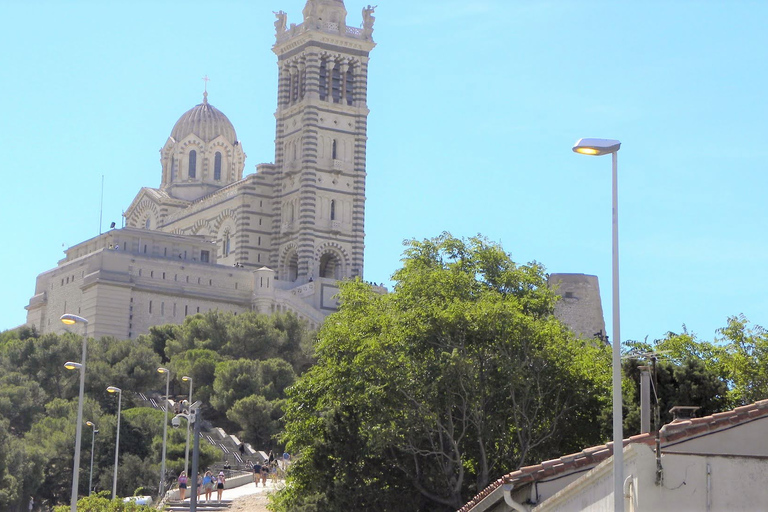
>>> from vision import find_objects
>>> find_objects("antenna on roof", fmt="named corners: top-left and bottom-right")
top-left (99, 174), bottom-right (104, 235)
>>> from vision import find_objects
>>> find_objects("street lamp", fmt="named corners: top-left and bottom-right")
top-left (181, 375), bottom-right (193, 476)
top-left (60, 313), bottom-right (88, 512)
top-left (572, 137), bottom-right (623, 512)
top-left (85, 421), bottom-right (99, 496)
top-left (157, 367), bottom-right (171, 497)
top-left (173, 401), bottom-right (201, 512)
top-left (107, 386), bottom-right (122, 500)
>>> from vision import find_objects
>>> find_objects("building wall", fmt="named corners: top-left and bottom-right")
top-left (540, 425), bottom-right (768, 512)
top-left (549, 273), bottom-right (606, 341)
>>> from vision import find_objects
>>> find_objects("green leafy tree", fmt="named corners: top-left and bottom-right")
top-left (227, 395), bottom-right (285, 448)
top-left (276, 234), bottom-right (611, 511)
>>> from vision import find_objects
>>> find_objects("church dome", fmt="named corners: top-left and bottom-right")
top-left (170, 93), bottom-right (237, 145)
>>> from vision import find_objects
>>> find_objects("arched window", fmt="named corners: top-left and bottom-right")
top-left (188, 150), bottom-right (197, 179)
top-left (287, 251), bottom-right (299, 282)
top-left (223, 231), bottom-right (231, 257)
top-left (319, 60), bottom-right (328, 101)
top-left (319, 252), bottom-right (341, 279)
top-left (332, 139), bottom-right (337, 160)
top-left (330, 199), bottom-right (336, 221)
top-left (144, 217), bottom-right (151, 229)
top-left (345, 67), bottom-right (354, 105)
top-left (214, 152), bottom-right (222, 180)
top-left (331, 66), bottom-right (342, 103)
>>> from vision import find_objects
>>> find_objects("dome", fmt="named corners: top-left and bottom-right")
top-left (170, 93), bottom-right (237, 145)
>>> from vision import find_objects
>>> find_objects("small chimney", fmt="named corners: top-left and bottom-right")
top-left (639, 366), bottom-right (651, 434)
top-left (669, 406), bottom-right (700, 422)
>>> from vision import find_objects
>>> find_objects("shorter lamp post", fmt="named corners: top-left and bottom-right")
top-left (61, 313), bottom-right (88, 512)
top-left (181, 375), bottom-right (193, 475)
top-left (106, 386), bottom-right (122, 500)
top-left (157, 367), bottom-right (171, 497)
top-left (85, 421), bottom-right (98, 495)
top-left (173, 401), bottom-right (201, 512)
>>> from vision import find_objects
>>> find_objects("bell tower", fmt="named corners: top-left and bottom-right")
top-left (270, 1), bottom-right (376, 284)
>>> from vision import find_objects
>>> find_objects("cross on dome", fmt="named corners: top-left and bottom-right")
top-left (202, 75), bottom-right (210, 104)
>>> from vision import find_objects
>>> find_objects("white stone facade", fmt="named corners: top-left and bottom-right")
top-left (26, 0), bottom-right (378, 339)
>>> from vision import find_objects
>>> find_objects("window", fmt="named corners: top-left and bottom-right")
top-left (332, 139), bottom-right (337, 160)
top-left (188, 150), bottom-right (197, 178)
top-left (201, 250), bottom-right (210, 263)
top-left (346, 67), bottom-right (354, 105)
top-left (319, 60), bottom-right (328, 100)
top-left (223, 232), bottom-right (231, 257)
top-left (214, 152), bottom-right (222, 180)
top-left (149, 301), bottom-right (152, 314)
top-left (330, 200), bottom-right (336, 221)
top-left (145, 218), bottom-right (151, 229)
top-left (331, 66), bottom-right (341, 103)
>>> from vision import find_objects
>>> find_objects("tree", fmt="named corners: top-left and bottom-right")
top-left (275, 234), bottom-right (611, 511)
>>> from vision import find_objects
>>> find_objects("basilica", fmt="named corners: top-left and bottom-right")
top-left (26, 0), bottom-right (382, 339)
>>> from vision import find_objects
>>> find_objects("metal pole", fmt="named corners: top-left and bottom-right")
top-left (160, 371), bottom-right (170, 497)
top-left (611, 150), bottom-right (624, 512)
top-left (190, 409), bottom-right (201, 512)
top-left (70, 329), bottom-right (87, 511)
top-left (112, 391), bottom-right (122, 500)
top-left (88, 425), bottom-right (97, 495)
top-left (184, 379), bottom-right (193, 476)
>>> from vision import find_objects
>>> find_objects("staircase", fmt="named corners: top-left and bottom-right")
top-left (166, 500), bottom-right (232, 511)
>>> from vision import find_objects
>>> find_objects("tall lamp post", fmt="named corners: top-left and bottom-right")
top-left (107, 386), bottom-right (122, 500)
top-left (573, 138), bottom-right (623, 512)
top-left (85, 421), bottom-right (99, 496)
top-left (181, 375), bottom-right (193, 476)
top-left (61, 313), bottom-right (88, 512)
top-left (157, 367), bottom-right (171, 497)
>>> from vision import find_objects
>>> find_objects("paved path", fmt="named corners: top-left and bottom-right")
top-left (178, 478), bottom-right (283, 504)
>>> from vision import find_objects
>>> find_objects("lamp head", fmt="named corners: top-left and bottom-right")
top-left (157, 367), bottom-right (169, 375)
top-left (182, 375), bottom-right (192, 383)
top-left (107, 386), bottom-right (121, 394)
top-left (64, 361), bottom-right (82, 370)
top-left (60, 313), bottom-right (89, 326)
top-left (572, 138), bottom-right (621, 156)
top-left (86, 421), bottom-right (96, 428)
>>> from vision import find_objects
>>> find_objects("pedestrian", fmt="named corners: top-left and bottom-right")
top-left (216, 471), bottom-right (226, 503)
top-left (28, 497), bottom-right (34, 511)
top-left (253, 461), bottom-right (262, 487)
top-left (196, 473), bottom-right (203, 500)
top-left (260, 462), bottom-right (269, 486)
top-left (203, 470), bottom-right (214, 502)
top-left (282, 451), bottom-right (290, 471)
top-left (178, 471), bottom-right (188, 501)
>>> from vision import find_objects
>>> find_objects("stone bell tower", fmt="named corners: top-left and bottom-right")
top-left (270, 0), bottom-right (376, 284)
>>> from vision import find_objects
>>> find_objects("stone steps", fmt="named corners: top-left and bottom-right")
top-left (166, 499), bottom-right (232, 511)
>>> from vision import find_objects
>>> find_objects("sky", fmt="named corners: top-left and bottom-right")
top-left (2, 0), bottom-right (767, 345)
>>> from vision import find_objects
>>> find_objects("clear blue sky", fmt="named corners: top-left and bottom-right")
top-left (2, 1), bottom-right (767, 345)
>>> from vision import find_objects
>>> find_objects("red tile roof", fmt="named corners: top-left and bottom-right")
top-left (458, 399), bottom-right (768, 512)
